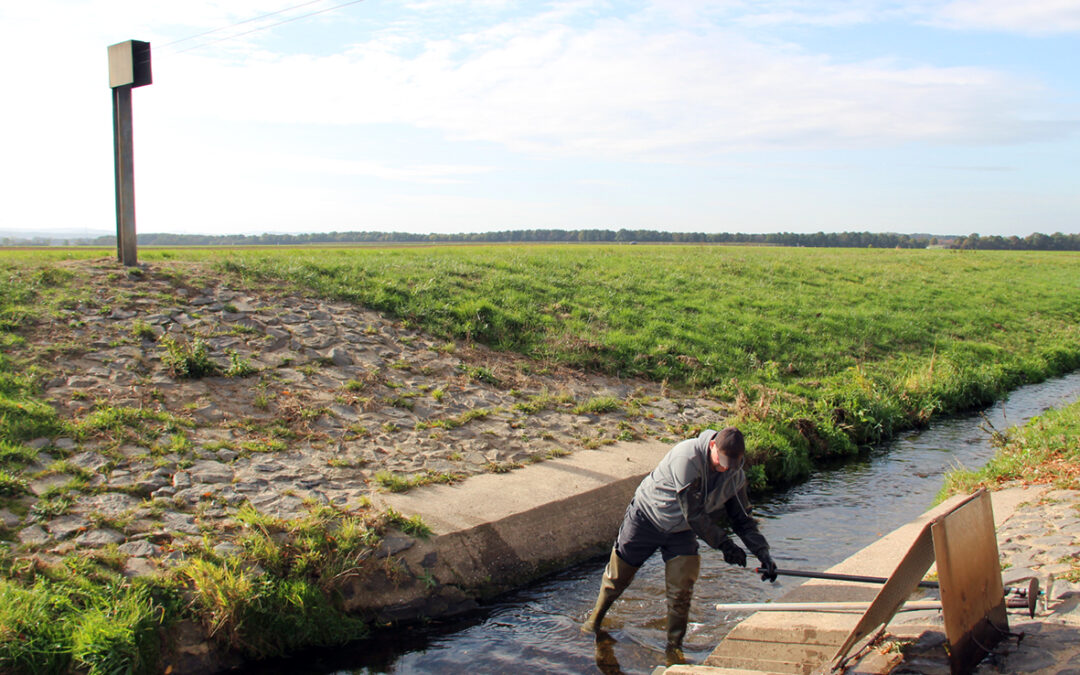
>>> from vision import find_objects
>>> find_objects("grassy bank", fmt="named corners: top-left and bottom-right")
top-left (938, 398), bottom-right (1080, 584)
top-left (165, 245), bottom-right (1080, 487)
top-left (940, 399), bottom-right (1080, 496)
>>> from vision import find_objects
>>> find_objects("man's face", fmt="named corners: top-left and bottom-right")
top-left (709, 439), bottom-right (730, 472)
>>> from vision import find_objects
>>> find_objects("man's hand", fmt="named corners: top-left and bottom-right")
top-left (719, 539), bottom-right (746, 567)
top-left (757, 551), bottom-right (778, 582)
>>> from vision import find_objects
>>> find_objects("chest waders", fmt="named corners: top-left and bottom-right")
top-left (664, 553), bottom-right (700, 661)
top-left (581, 547), bottom-right (639, 633)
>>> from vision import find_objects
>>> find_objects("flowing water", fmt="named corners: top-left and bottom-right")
top-left (252, 372), bottom-right (1080, 675)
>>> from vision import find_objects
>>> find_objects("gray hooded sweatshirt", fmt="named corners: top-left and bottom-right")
top-left (632, 429), bottom-right (769, 556)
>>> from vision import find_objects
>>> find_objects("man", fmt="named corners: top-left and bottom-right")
top-left (582, 427), bottom-right (778, 658)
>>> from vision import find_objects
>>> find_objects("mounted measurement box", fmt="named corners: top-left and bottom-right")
top-left (108, 40), bottom-right (152, 89)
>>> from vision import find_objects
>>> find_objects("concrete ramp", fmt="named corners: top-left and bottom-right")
top-left (343, 441), bottom-right (670, 622)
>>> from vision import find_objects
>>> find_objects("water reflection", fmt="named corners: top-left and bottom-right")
top-left (248, 372), bottom-right (1080, 675)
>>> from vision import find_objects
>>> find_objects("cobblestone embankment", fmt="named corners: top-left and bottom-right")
top-left (5, 259), bottom-right (723, 584)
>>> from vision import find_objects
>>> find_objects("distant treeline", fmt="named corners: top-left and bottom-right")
top-left (6, 229), bottom-right (1080, 250)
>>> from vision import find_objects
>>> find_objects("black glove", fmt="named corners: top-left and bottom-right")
top-left (757, 551), bottom-right (778, 583)
top-left (719, 539), bottom-right (746, 567)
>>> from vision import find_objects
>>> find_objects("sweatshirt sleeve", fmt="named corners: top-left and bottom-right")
top-left (723, 483), bottom-right (770, 558)
top-left (676, 477), bottom-right (732, 550)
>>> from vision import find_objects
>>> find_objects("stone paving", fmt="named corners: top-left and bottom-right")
top-left (3, 259), bottom-right (728, 578)
top-left (893, 488), bottom-right (1080, 675)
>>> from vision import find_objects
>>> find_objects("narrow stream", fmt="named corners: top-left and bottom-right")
top-left (255, 372), bottom-right (1080, 675)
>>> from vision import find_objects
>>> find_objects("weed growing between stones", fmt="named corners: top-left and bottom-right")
top-left (0, 470), bottom-right (26, 496)
top-left (382, 393), bottom-right (416, 410)
top-left (224, 350), bottom-right (257, 378)
top-left (373, 470), bottom-right (464, 493)
top-left (159, 336), bottom-right (219, 379)
top-left (573, 396), bottom-right (621, 415)
top-left (415, 407), bottom-right (495, 431)
top-left (74, 404), bottom-right (192, 449)
top-left (484, 461), bottom-right (522, 474)
top-left (383, 507), bottom-right (431, 538)
top-left (129, 320), bottom-right (156, 341)
top-left (30, 494), bottom-right (74, 519)
top-left (458, 364), bottom-right (500, 385)
top-left (1061, 555), bottom-right (1080, 583)
top-left (511, 388), bottom-right (574, 414)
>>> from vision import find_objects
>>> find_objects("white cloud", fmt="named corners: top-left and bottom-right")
top-left (138, 6), bottom-right (1067, 162)
top-left (648, 0), bottom-right (1080, 34)
top-left (933, 0), bottom-right (1080, 34)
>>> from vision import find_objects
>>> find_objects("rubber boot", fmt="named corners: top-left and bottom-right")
top-left (664, 554), bottom-right (700, 662)
top-left (582, 547), bottom-right (639, 633)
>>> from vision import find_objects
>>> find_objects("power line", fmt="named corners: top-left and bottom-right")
top-left (160, 0), bottom-right (329, 49)
top-left (167, 0), bottom-right (367, 55)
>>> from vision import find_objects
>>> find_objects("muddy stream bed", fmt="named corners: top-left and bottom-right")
top-left (244, 372), bottom-right (1080, 674)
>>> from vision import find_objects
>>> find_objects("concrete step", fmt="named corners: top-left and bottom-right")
top-left (708, 636), bottom-right (834, 666)
top-left (721, 622), bottom-right (850, 647)
top-left (703, 654), bottom-right (815, 675)
top-left (659, 665), bottom-right (794, 675)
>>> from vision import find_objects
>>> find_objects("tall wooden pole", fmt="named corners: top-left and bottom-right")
top-left (113, 85), bottom-right (136, 266)
top-left (108, 40), bottom-right (151, 267)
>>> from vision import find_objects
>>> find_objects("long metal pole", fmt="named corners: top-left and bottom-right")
top-left (760, 567), bottom-right (1040, 597)
top-left (113, 85), bottom-right (137, 266)
top-left (767, 567), bottom-right (939, 588)
top-left (715, 600), bottom-right (943, 613)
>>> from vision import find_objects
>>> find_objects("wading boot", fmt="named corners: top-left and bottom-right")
top-left (664, 554), bottom-right (700, 663)
top-left (582, 547), bottom-right (639, 633)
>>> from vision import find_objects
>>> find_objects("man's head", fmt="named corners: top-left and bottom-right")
top-left (708, 426), bottom-right (745, 472)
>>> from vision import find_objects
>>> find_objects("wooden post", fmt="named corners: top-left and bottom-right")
top-left (108, 40), bottom-right (152, 267)
top-left (113, 85), bottom-right (136, 266)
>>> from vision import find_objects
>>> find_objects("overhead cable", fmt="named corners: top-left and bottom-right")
top-left (165, 0), bottom-right (367, 55)
top-left (159, 0), bottom-right (329, 49)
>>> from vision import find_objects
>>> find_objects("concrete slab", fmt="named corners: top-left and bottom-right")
top-left (376, 440), bottom-right (669, 536)
top-left (344, 441), bottom-right (670, 622)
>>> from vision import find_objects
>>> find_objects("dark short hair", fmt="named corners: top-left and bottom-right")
top-left (716, 427), bottom-right (745, 458)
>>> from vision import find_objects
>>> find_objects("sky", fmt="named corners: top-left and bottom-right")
top-left (2, 0), bottom-right (1079, 238)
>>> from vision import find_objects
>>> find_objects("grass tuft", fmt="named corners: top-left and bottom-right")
top-left (159, 335), bottom-right (219, 379)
